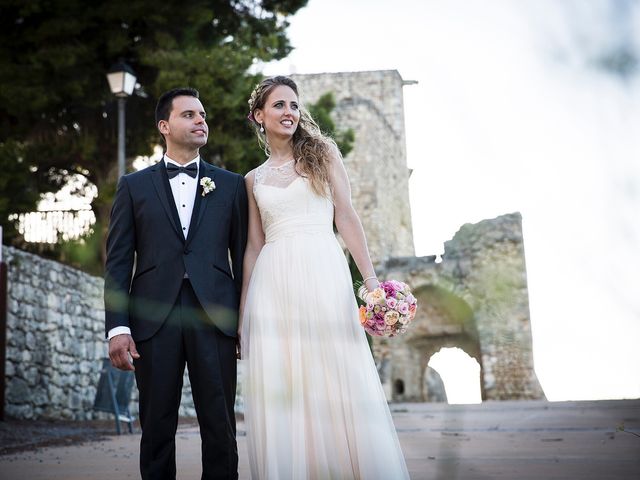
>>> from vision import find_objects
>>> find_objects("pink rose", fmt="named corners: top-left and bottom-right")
top-left (386, 297), bottom-right (398, 309)
top-left (382, 282), bottom-right (395, 297)
top-left (397, 301), bottom-right (409, 315)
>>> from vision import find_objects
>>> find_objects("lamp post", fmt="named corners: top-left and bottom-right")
top-left (106, 61), bottom-right (137, 178)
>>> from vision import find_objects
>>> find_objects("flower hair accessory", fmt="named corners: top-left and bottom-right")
top-left (200, 177), bottom-right (216, 196)
top-left (247, 82), bottom-right (263, 124)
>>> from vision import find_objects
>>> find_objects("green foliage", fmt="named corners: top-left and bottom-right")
top-left (0, 0), bottom-right (307, 248)
top-left (54, 221), bottom-right (105, 276)
top-left (0, 1), bottom-right (362, 276)
top-left (0, 140), bottom-right (63, 241)
top-left (308, 93), bottom-right (355, 157)
top-left (348, 254), bottom-right (373, 350)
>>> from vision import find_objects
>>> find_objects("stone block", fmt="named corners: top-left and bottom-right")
top-left (7, 377), bottom-right (30, 403)
top-left (24, 366), bottom-right (39, 386)
top-left (6, 403), bottom-right (34, 419)
top-left (46, 309), bottom-right (62, 325)
top-left (32, 389), bottom-right (50, 407)
top-left (69, 392), bottom-right (82, 410)
top-left (21, 349), bottom-right (32, 363)
top-left (8, 298), bottom-right (19, 314)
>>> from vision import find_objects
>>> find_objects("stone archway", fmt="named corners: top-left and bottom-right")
top-left (427, 347), bottom-right (483, 403)
top-left (373, 284), bottom-right (485, 402)
top-left (376, 213), bottom-right (546, 401)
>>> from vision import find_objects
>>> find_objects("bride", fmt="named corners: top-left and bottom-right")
top-left (239, 76), bottom-right (410, 479)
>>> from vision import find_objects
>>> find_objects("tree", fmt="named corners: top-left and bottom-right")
top-left (0, 0), bottom-right (307, 252)
top-left (308, 92), bottom-right (355, 157)
top-left (0, 140), bottom-right (65, 242)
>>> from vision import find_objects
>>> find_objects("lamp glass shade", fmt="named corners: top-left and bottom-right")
top-left (107, 69), bottom-right (137, 97)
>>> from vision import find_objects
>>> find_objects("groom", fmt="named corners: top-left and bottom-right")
top-left (104, 87), bottom-right (248, 479)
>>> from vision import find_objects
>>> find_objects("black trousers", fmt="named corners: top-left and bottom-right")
top-left (134, 279), bottom-right (238, 480)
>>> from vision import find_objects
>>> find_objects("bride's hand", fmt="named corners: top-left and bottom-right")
top-left (364, 277), bottom-right (379, 293)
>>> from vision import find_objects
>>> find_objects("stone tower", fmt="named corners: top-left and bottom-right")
top-left (291, 70), bottom-right (415, 263)
top-left (290, 70), bottom-right (545, 401)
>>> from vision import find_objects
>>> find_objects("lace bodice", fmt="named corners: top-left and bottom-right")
top-left (253, 159), bottom-right (300, 190)
top-left (253, 160), bottom-right (334, 242)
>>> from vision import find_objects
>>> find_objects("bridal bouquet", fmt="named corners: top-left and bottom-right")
top-left (358, 280), bottom-right (417, 337)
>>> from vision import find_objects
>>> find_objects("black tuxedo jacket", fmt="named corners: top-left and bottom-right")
top-left (104, 158), bottom-right (248, 341)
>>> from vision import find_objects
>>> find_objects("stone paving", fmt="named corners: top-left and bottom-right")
top-left (0, 399), bottom-right (638, 479)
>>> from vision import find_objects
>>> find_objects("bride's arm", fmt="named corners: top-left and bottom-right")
top-left (329, 147), bottom-right (379, 293)
top-left (239, 170), bottom-right (266, 335)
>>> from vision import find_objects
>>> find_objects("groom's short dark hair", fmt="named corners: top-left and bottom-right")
top-left (155, 87), bottom-right (200, 126)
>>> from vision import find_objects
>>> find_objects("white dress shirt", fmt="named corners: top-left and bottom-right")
top-left (107, 155), bottom-right (200, 341)
top-left (165, 154), bottom-right (200, 239)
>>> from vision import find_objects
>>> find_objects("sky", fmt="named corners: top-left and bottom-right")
top-left (261, 0), bottom-right (640, 402)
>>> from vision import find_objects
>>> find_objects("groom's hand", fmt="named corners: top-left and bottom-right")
top-left (109, 334), bottom-right (140, 371)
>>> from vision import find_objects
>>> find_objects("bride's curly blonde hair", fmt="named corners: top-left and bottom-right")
top-left (247, 76), bottom-right (337, 197)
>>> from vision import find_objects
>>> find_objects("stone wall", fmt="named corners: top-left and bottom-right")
top-left (2, 246), bottom-right (200, 420)
top-left (291, 70), bottom-right (415, 263)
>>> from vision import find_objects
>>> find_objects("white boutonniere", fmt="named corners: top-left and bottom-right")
top-left (200, 177), bottom-right (216, 196)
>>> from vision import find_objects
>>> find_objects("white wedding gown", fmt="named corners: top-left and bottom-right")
top-left (241, 160), bottom-right (409, 480)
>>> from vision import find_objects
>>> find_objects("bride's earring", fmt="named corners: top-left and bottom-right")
top-left (259, 123), bottom-right (264, 133)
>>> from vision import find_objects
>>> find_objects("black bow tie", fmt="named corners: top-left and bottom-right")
top-left (166, 162), bottom-right (198, 179)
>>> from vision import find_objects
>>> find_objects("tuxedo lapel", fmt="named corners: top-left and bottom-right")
top-left (185, 160), bottom-right (214, 246)
top-left (151, 160), bottom-right (184, 241)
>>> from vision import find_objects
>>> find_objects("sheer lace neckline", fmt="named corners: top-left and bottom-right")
top-left (265, 159), bottom-right (295, 169)
top-left (254, 158), bottom-right (301, 191)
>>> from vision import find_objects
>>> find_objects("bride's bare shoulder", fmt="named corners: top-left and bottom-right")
top-left (243, 168), bottom-right (256, 192)
top-left (245, 162), bottom-right (268, 191)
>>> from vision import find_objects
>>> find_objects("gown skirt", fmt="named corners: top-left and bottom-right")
top-left (241, 208), bottom-right (409, 478)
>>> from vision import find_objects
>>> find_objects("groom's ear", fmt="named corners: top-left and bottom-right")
top-left (158, 120), bottom-right (169, 137)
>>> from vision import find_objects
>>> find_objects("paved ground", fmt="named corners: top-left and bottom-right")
top-left (1, 399), bottom-right (639, 479)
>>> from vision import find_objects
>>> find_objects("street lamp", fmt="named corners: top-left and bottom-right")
top-left (106, 61), bottom-right (137, 178)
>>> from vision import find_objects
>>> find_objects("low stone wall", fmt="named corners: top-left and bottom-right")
top-left (2, 246), bottom-right (200, 420)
